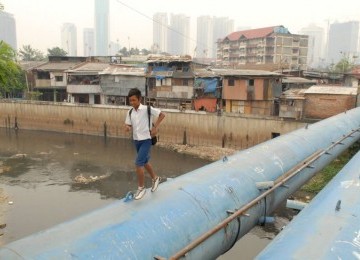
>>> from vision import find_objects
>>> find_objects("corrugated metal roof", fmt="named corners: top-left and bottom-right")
top-left (281, 89), bottom-right (306, 99)
top-left (282, 77), bottom-right (317, 84)
top-left (19, 61), bottom-right (47, 71)
top-left (19, 61), bottom-right (46, 70)
top-left (304, 86), bottom-right (358, 95)
top-left (212, 69), bottom-right (281, 77)
top-left (100, 65), bottom-right (145, 76)
top-left (194, 69), bottom-right (220, 78)
top-left (36, 62), bottom-right (83, 71)
top-left (66, 62), bottom-right (110, 73)
top-left (146, 55), bottom-right (192, 63)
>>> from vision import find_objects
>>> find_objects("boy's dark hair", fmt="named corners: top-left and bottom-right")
top-left (128, 88), bottom-right (141, 99)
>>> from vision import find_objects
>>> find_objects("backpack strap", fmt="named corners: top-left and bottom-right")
top-left (147, 105), bottom-right (151, 130)
top-left (129, 108), bottom-right (133, 119)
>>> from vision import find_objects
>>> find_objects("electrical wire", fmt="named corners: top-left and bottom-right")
top-left (115, 0), bottom-right (216, 55)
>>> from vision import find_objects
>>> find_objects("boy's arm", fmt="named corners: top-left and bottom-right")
top-left (150, 112), bottom-right (165, 136)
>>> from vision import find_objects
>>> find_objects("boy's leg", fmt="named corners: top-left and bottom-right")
top-left (145, 162), bottom-right (161, 192)
top-left (136, 166), bottom-right (145, 187)
top-left (144, 163), bottom-right (156, 179)
top-left (135, 140), bottom-right (152, 187)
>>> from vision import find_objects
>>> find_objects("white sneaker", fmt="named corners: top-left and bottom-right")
top-left (134, 187), bottom-right (146, 200)
top-left (151, 177), bottom-right (161, 192)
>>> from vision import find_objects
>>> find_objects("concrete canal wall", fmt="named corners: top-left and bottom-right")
top-left (0, 100), bottom-right (305, 149)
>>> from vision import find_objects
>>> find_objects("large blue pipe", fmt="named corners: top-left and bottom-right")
top-left (256, 150), bottom-right (360, 259)
top-left (1, 108), bottom-right (360, 259)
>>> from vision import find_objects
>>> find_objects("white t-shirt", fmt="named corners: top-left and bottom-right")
top-left (125, 104), bottom-right (161, 141)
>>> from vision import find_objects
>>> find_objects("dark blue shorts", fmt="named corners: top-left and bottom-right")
top-left (134, 139), bottom-right (151, 166)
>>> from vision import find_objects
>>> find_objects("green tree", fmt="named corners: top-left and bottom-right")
top-left (119, 47), bottom-right (129, 57)
top-left (334, 56), bottom-right (354, 73)
top-left (47, 47), bottom-right (67, 57)
top-left (129, 47), bottom-right (139, 55)
top-left (0, 41), bottom-right (25, 98)
top-left (141, 48), bottom-right (150, 55)
top-left (18, 45), bottom-right (45, 61)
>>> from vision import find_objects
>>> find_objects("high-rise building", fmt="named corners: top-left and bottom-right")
top-left (94, 0), bottom-right (109, 56)
top-left (83, 28), bottom-right (95, 56)
top-left (327, 21), bottom-right (359, 64)
top-left (196, 16), bottom-right (213, 58)
top-left (109, 41), bottom-right (120, 56)
top-left (153, 13), bottom-right (168, 54)
top-left (168, 14), bottom-right (190, 56)
top-left (61, 23), bottom-right (77, 56)
top-left (196, 16), bottom-right (234, 59)
top-left (0, 11), bottom-right (17, 50)
top-left (213, 17), bottom-right (234, 58)
top-left (300, 24), bottom-right (325, 68)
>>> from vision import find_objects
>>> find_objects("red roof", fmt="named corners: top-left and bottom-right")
top-left (225, 26), bottom-right (281, 41)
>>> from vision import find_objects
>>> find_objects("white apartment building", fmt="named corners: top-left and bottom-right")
top-left (61, 23), bottom-right (77, 56)
top-left (153, 13), bottom-right (168, 54)
top-left (168, 14), bottom-right (190, 56)
top-left (94, 0), bottom-right (109, 56)
top-left (196, 16), bottom-right (213, 59)
top-left (0, 11), bottom-right (17, 50)
top-left (300, 24), bottom-right (325, 68)
top-left (83, 28), bottom-right (95, 57)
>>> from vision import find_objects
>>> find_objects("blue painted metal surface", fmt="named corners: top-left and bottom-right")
top-left (1, 108), bottom-right (360, 259)
top-left (256, 150), bottom-right (360, 260)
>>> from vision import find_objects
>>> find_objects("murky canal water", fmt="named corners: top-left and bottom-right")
top-left (0, 128), bottom-right (292, 259)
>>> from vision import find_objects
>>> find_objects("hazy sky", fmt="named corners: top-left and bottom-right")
top-left (3, 0), bottom-right (360, 55)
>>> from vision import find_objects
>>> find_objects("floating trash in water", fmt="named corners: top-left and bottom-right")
top-left (74, 174), bottom-right (109, 184)
top-left (8, 201), bottom-right (13, 205)
top-left (10, 154), bottom-right (27, 159)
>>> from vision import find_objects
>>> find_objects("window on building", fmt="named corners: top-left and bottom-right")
top-left (183, 79), bottom-right (189, 86)
top-left (248, 79), bottom-right (255, 86)
top-left (228, 77), bottom-right (235, 86)
top-left (37, 71), bottom-right (50, 79)
top-left (55, 76), bottom-right (63, 82)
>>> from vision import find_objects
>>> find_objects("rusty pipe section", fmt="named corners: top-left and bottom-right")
top-left (1, 108), bottom-right (360, 259)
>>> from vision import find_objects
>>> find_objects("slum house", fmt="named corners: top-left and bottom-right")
top-left (217, 69), bottom-right (282, 116)
top-left (344, 66), bottom-right (360, 87)
top-left (19, 60), bottom-right (47, 99)
top-left (304, 85), bottom-right (358, 119)
top-left (99, 65), bottom-right (146, 106)
top-left (302, 70), bottom-right (343, 85)
top-left (279, 88), bottom-right (306, 119)
top-left (145, 55), bottom-right (194, 110)
top-left (31, 56), bottom-right (86, 102)
top-left (193, 69), bottom-right (222, 112)
top-left (66, 62), bottom-right (110, 104)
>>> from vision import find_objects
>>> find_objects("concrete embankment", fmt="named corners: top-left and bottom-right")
top-left (0, 100), bottom-right (305, 149)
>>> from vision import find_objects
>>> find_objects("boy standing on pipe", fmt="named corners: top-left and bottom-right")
top-left (124, 88), bottom-right (165, 200)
